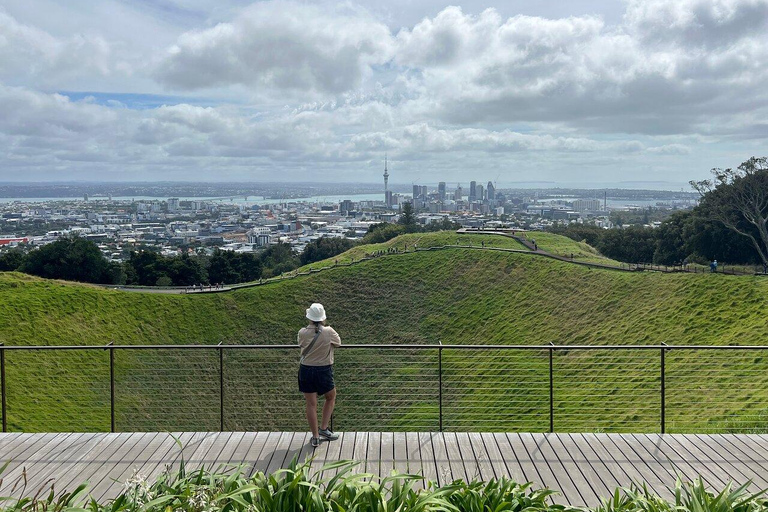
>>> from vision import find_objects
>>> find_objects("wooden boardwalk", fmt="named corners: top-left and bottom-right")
top-left (1, 432), bottom-right (767, 506)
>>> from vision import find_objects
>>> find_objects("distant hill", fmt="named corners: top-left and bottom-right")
top-left (1, 231), bottom-right (766, 433)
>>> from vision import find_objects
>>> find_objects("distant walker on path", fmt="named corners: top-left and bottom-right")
top-left (298, 303), bottom-right (341, 447)
top-left (710, 259), bottom-right (718, 273)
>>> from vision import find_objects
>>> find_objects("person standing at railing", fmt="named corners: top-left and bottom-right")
top-left (298, 303), bottom-right (341, 448)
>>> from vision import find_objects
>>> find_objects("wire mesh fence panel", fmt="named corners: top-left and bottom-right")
top-left (666, 349), bottom-right (768, 433)
top-left (333, 348), bottom-right (439, 431)
top-left (4, 349), bottom-right (110, 432)
top-left (553, 349), bottom-right (660, 433)
top-left (115, 349), bottom-right (220, 431)
top-left (224, 348), bottom-right (304, 431)
top-left (442, 348), bottom-right (549, 432)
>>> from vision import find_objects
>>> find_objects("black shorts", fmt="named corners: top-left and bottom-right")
top-left (298, 364), bottom-right (335, 395)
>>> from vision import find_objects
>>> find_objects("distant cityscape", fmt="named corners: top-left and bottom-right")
top-left (0, 167), bottom-right (698, 262)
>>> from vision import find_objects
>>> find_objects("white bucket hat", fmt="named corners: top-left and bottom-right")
top-left (306, 303), bottom-right (327, 322)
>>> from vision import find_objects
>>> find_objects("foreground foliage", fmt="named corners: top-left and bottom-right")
top-left (1, 457), bottom-right (766, 512)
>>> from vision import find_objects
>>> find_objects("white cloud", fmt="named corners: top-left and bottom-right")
top-left (0, 11), bottom-right (114, 88)
top-left (155, 1), bottom-right (393, 96)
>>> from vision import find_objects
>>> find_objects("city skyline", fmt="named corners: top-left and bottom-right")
top-left (2, 0), bottom-right (768, 183)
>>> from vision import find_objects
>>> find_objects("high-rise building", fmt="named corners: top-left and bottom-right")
top-left (454, 185), bottom-right (463, 201)
top-left (421, 185), bottom-right (428, 197)
top-left (487, 182), bottom-right (495, 201)
top-left (413, 185), bottom-right (421, 198)
top-left (476, 184), bottom-right (484, 202)
top-left (469, 181), bottom-right (477, 202)
top-left (385, 190), bottom-right (393, 207)
top-left (438, 182), bottom-right (446, 201)
top-left (167, 198), bottom-right (179, 212)
top-left (340, 199), bottom-right (354, 213)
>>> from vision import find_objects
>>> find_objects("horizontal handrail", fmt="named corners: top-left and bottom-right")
top-left (0, 343), bottom-right (767, 350)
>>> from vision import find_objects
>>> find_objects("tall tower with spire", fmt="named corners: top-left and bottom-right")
top-left (383, 154), bottom-right (390, 206)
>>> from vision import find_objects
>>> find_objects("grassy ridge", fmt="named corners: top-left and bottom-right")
top-left (1, 232), bottom-right (768, 432)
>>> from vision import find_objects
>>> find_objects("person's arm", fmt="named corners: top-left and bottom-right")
top-left (328, 327), bottom-right (342, 347)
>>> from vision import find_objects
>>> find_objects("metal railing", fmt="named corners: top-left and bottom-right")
top-left (1, 343), bottom-right (767, 434)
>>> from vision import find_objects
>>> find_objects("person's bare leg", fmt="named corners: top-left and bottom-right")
top-left (304, 392), bottom-right (318, 438)
top-left (321, 388), bottom-right (336, 430)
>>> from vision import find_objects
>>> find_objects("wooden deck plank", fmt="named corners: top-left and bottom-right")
top-left (5, 433), bottom-right (100, 495)
top-left (529, 433), bottom-right (596, 506)
top-left (707, 435), bottom-right (768, 474)
top-left (416, 432), bottom-right (438, 486)
top-left (0, 433), bottom-right (24, 458)
top-left (252, 432), bottom-right (283, 474)
top-left (329, 431), bottom-right (354, 477)
top-left (132, 432), bottom-right (196, 484)
top-left (33, 433), bottom-right (114, 496)
top-left (380, 432), bottom-right (394, 477)
top-left (285, 431), bottom-right (310, 469)
top-left (0, 433), bottom-right (66, 486)
top-left (694, 435), bottom-right (768, 488)
top-left (655, 435), bottom-right (730, 488)
top-left (517, 433), bottom-right (570, 505)
top-left (242, 432), bottom-right (271, 474)
top-left (88, 433), bottom-right (164, 500)
top-left (494, 433), bottom-right (531, 484)
top-left (404, 432), bottom-right (424, 486)
top-left (429, 432), bottom-right (451, 485)
top-left (41, 433), bottom-right (124, 495)
top-left (728, 435), bottom-right (768, 471)
top-left (479, 433), bottom-right (509, 480)
top-left (598, 434), bottom-right (674, 496)
top-left (0, 432), bottom-right (78, 494)
top-left (442, 432), bottom-right (468, 483)
top-left (599, 434), bottom-right (672, 499)
top-left (631, 434), bottom-right (717, 487)
top-left (91, 433), bottom-right (172, 501)
top-left (213, 432), bottom-right (246, 471)
top-left (366, 432), bottom-right (381, 475)
top-left (228, 432), bottom-right (261, 467)
top-left (467, 433), bottom-right (495, 481)
top-left (265, 432), bottom-right (295, 475)
top-left (549, 433), bottom-right (610, 504)
top-left (453, 432), bottom-right (479, 482)
top-left (394, 432), bottom-right (408, 476)
top-left (569, 434), bottom-right (628, 495)
top-left (352, 432), bottom-right (369, 473)
top-left (62, 433), bottom-right (147, 498)
top-left (688, 434), bottom-right (768, 489)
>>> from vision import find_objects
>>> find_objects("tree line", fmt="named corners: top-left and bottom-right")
top-left (552, 157), bottom-right (768, 267)
top-left (0, 211), bottom-right (458, 286)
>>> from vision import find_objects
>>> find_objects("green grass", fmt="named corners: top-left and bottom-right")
top-left (2, 231), bottom-right (768, 432)
top-left (519, 231), bottom-right (621, 265)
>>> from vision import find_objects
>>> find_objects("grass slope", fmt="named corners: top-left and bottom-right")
top-left (2, 232), bottom-right (767, 433)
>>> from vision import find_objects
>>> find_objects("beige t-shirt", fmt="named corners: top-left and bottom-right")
top-left (298, 324), bottom-right (341, 366)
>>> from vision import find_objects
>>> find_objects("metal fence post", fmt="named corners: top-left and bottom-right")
top-left (1, 343), bottom-right (6, 433)
top-left (660, 343), bottom-right (667, 434)
top-left (107, 342), bottom-right (115, 432)
top-left (549, 343), bottom-right (554, 433)
top-left (438, 341), bottom-right (443, 432)
top-left (218, 343), bottom-right (225, 432)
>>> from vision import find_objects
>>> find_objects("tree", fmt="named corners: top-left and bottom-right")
top-left (0, 250), bottom-right (25, 271)
top-left (691, 157), bottom-right (768, 265)
top-left (300, 237), bottom-right (355, 265)
top-left (20, 236), bottom-right (115, 283)
top-left (399, 203), bottom-right (416, 228)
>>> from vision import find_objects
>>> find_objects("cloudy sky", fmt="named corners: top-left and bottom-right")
top-left (1, 0), bottom-right (767, 186)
